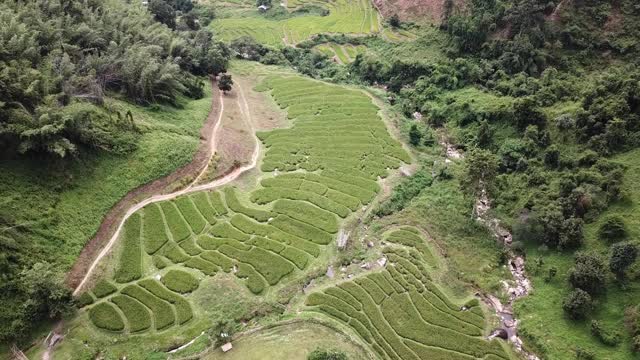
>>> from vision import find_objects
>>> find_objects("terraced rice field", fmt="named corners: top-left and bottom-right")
top-left (306, 226), bottom-right (510, 360)
top-left (314, 43), bottom-right (367, 63)
top-left (212, 0), bottom-right (380, 46)
top-left (80, 74), bottom-right (410, 334)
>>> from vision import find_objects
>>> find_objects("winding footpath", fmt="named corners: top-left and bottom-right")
top-left (440, 139), bottom-right (540, 360)
top-left (73, 81), bottom-right (259, 296)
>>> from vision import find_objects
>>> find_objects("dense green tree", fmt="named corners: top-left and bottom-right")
top-left (609, 242), bottom-right (638, 280)
top-left (149, 0), bottom-right (176, 28)
top-left (563, 288), bottom-right (592, 320)
top-left (476, 120), bottom-right (493, 148)
top-left (389, 14), bottom-right (401, 28)
top-left (409, 124), bottom-right (422, 146)
top-left (218, 74), bottom-right (234, 93)
top-left (461, 149), bottom-right (499, 201)
top-left (568, 253), bottom-right (607, 295)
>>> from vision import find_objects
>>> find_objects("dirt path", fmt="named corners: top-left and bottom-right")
top-left (72, 80), bottom-right (259, 296)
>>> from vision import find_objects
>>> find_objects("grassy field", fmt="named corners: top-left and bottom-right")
top-left (212, 0), bottom-right (380, 46)
top-left (0, 83), bottom-right (213, 273)
top-left (203, 321), bottom-right (370, 360)
top-left (513, 148), bottom-right (640, 359)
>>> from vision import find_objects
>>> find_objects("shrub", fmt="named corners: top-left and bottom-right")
top-left (562, 289), bottom-right (592, 320)
top-left (121, 285), bottom-right (175, 330)
top-left (114, 213), bottom-right (143, 283)
top-left (598, 216), bottom-right (627, 242)
top-left (307, 348), bottom-right (348, 360)
top-left (92, 280), bottom-right (118, 298)
top-left (160, 202), bottom-right (191, 241)
top-left (161, 270), bottom-right (199, 294)
top-left (575, 347), bottom-right (595, 360)
top-left (143, 203), bottom-right (170, 254)
top-left (568, 253), bottom-right (607, 295)
top-left (633, 335), bottom-right (640, 353)
top-left (111, 295), bottom-right (152, 332)
top-left (609, 242), bottom-right (638, 280)
top-left (591, 320), bottom-right (621, 346)
top-left (89, 303), bottom-right (125, 331)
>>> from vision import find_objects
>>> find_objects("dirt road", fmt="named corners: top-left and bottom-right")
top-left (72, 80), bottom-right (259, 296)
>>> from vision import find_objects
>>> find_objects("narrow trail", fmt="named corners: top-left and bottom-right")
top-left (439, 138), bottom-right (539, 360)
top-left (73, 81), bottom-right (260, 296)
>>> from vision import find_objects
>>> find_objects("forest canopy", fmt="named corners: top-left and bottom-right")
top-left (0, 0), bottom-right (229, 158)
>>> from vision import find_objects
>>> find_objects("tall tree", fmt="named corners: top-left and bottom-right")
top-left (218, 74), bottom-right (233, 94)
top-left (460, 148), bottom-right (499, 201)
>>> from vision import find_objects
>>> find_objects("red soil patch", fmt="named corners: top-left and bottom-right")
top-left (373, 0), bottom-right (463, 24)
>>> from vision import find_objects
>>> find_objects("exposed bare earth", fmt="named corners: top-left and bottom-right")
top-left (373, 0), bottom-right (463, 24)
top-left (66, 80), bottom-right (222, 290)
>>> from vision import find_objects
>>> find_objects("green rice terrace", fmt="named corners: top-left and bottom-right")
top-left (62, 71), bottom-right (514, 359)
top-left (212, 0), bottom-right (380, 46)
top-left (314, 43), bottom-right (367, 64)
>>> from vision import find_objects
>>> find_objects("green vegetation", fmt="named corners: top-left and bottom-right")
top-left (161, 270), bottom-right (200, 293)
top-left (91, 280), bottom-right (117, 298)
top-left (114, 213), bottom-right (143, 283)
top-left (89, 303), bottom-right (125, 332)
top-left (111, 295), bottom-right (152, 333)
top-left (212, 0), bottom-right (380, 46)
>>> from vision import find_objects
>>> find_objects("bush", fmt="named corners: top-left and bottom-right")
top-left (307, 348), bottom-right (348, 360)
top-left (563, 289), bottom-right (592, 320)
top-left (633, 335), bottom-right (640, 353)
top-left (114, 213), bottom-right (143, 283)
top-left (568, 253), bottom-right (607, 295)
top-left (161, 270), bottom-right (200, 294)
top-left (575, 347), bottom-right (596, 359)
top-left (598, 216), bottom-right (627, 242)
top-left (92, 280), bottom-right (118, 298)
top-left (89, 303), bottom-right (125, 332)
top-left (591, 320), bottom-right (621, 346)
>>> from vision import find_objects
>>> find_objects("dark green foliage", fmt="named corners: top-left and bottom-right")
top-left (149, 0), bottom-right (176, 28)
top-left (568, 253), bottom-right (607, 295)
top-left (590, 320), bottom-right (621, 346)
top-left (219, 74), bottom-right (234, 93)
top-left (375, 168), bottom-right (432, 216)
top-left (161, 270), bottom-right (200, 294)
top-left (388, 14), bottom-right (401, 28)
top-left (307, 348), bottom-right (348, 360)
top-left (562, 289), bottom-right (592, 320)
top-left (609, 242), bottom-right (638, 280)
top-left (598, 216), bottom-right (627, 242)
top-left (76, 293), bottom-right (95, 308)
top-left (89, 303), bottom-right (125, 332)
top-left (114, 213), bottom-right (142, 283)
top-left (92, 280), bottom-right (118, 298)
top-left (460, 149), bottom-right (499, 199)
top-left (0, 0), bottom-right (229, 158)
top-left (575, 347), bottom-right (596, 360)
top-left (409, 124), bottom-right (422, 146)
